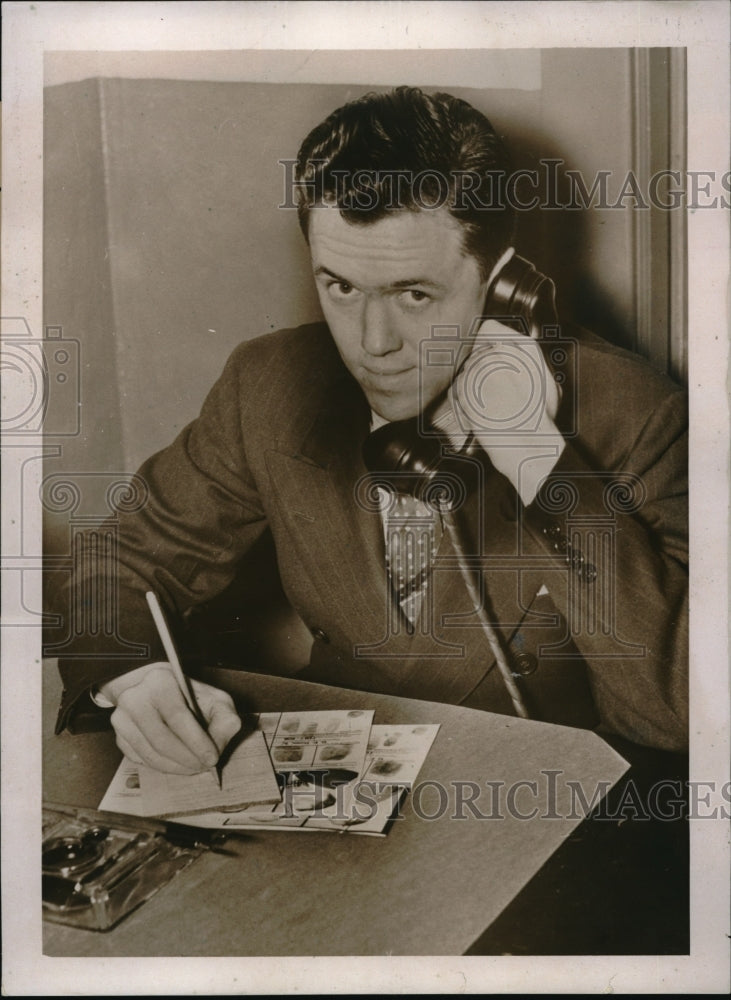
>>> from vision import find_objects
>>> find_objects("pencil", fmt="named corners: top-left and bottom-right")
top-left (145, 590), bottom-right (223, 788)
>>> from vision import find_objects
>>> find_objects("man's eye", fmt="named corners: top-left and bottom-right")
top-left (401, 289), bottom-right (430, 305)
top-left (328, 281), bottom-right (356, 298)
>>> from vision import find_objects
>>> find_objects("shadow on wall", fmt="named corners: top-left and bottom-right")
top-left (502, 136), bottom-right (637, 354)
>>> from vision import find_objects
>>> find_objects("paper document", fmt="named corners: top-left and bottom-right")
top-left (99, 756), bottom-right (146, 816)
top-left (185, 722), bottom-right (440, 836)
top-left (260, 709), bottom-right (374, 775)
top-left (361, 723), bottom-right (441, 785)
top-left (101, 729), bottom-right (281, 818)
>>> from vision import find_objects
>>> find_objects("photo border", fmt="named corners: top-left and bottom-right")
top-left (2, 1), bottom-right (729, 994)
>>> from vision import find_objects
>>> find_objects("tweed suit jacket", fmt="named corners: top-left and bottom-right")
top-left (53, 322), bottom-right (688, 750)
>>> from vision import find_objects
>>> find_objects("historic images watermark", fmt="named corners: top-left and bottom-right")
top-left (280, 159), bottom-right (731, 212)
top-left (281, 771), bottom-right (730, 824)
top-left (1, 318), bottom-right (81, 438)
top-left (1, 316), bottom-right (152, 657)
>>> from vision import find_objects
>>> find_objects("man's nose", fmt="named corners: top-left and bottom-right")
top-left (361, 297), bottom-right (401, 356)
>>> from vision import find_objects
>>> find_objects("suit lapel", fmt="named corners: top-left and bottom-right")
top-left (264, 373), bottom-right (390, 642)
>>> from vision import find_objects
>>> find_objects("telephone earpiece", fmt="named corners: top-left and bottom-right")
top-left (484, 254), bottom-right (558, 339)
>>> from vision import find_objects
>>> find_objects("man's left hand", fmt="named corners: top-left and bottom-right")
top-left (431, 319), bottom-right (565, 506)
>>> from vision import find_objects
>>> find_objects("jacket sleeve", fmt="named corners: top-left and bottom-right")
top-left (49, 342), bottom-right (270, 732)
top-left (520, 386), bottom-right (688, 751)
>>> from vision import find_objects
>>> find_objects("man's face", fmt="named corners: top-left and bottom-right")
top-left (309, 206), bottom-right (489, 422)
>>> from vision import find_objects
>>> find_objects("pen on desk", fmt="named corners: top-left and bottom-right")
top-left (145, 590), bottom-right (223, 789)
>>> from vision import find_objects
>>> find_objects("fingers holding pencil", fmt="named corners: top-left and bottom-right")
top-left (105, 664), bottom-right (242, 774)
top-left (112, 666), bottom-right (218, 773)
top-left (188, 677), bottom-right (243, 755)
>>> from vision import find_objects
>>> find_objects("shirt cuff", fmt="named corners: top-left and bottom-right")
top-left (515, 438), bottom-right (567, 506)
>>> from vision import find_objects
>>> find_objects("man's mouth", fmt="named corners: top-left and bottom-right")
top-left (362, 365), bottom-right (413, 379)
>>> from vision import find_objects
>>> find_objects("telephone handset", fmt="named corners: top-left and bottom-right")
top-left (362, 416), bottom-right (469, 498)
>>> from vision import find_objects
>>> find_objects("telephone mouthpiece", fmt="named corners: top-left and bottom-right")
top-left (362, 417), bottom-right (442, 483)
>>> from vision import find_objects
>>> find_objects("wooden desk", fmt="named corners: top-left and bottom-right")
top-left (43, 663), bottom-right (685, 956)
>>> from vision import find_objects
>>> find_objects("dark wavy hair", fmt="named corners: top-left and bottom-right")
top-left (294, 86), bottom-right (515, 280)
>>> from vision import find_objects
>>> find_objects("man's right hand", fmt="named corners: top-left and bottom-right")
top-left (98, 663), bottom-right (242, 774)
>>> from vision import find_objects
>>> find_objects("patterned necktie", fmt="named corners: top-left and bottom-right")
top-left (379, 489), bottom-right (443, 633)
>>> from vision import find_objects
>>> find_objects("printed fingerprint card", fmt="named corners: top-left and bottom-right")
top-left (360, 724), bottom-right (440, 786)
top-left (99, 756), bottom-right (146, 815)
top-left (137, 729), bottom-right (281, 817)
top-left (299, 724), bottom-right (440, 834)
top-left (264, 709), bottom-right (374, 775)
top-left (187, 722), bottom-right (440, 836)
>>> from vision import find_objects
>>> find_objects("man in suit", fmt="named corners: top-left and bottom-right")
top-left (51, 87), bottom-right (688, 774)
